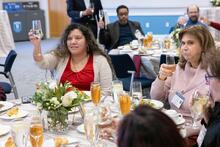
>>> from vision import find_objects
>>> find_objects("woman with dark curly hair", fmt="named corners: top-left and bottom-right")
top-left (117, 105), bottom-right (186, 147)
top-left (29, 23), bottom-right (113, 95)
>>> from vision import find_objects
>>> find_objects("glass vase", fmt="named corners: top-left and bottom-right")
top-left (45, 109), bottom-right (69, 133)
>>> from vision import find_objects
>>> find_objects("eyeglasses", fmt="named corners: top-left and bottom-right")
top-left (205, 74), bottom-right (216, 85)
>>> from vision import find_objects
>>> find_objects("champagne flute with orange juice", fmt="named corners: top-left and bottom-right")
top-left (30, 112), bottom-right (44, 147)
top-left (91, 82), bottom-right (101, 106)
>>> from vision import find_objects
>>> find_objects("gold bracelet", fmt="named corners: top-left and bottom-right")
top-left (157, 74), bottom-right (167, 81)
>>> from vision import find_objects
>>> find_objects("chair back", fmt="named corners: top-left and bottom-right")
top-left (110, 54), bottom-right (136, 78)
top-left (4, 50), bottom-right (17, 73)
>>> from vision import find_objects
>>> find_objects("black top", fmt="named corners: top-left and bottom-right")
top-left (118, 23), bottom-right (135, 46)
top-left (201, 102), bottom-right (220, 147)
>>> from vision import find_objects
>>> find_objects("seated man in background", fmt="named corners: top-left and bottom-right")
top-left (169, 16), bottom-right (187, 33)
top-left (185, 4), bottom-right (206, 28)
top-left (98, 5), bottom-right (144, 51)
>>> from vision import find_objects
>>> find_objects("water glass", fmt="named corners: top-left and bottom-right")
top-left (166, 54), bottom-right (175, 65)
top-left (132, 81), bottom-right (142, 105)
top-left (11, 120), bottom-right (30, 147)
top-left (112, 80), bottom-right (123, 103)
top-left (91, 82), bottom-right (101, 106)
top-left (32, 20), bottom-right (43, 39)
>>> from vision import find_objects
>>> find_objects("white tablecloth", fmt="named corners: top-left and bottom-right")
top-left (0, 10), bottom-right (14, 57)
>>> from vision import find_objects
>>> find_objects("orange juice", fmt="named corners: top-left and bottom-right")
top-left (91, 82), bottom-right (101, 105)
top-left (30, 124), bottom-right (43, 147)
top-left (119, 93), bottom-right (131, 115)
top-left (147, 33), bottom-right (153, 48)
top-left (143, 37), bottom-right (148, 47)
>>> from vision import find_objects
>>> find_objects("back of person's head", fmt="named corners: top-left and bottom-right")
top-left (117, 105), bottom-right (186, 147)
top-left (178, 25), bottom-right (216, 69)
top-left (116, 5), bottom-right (129, 14)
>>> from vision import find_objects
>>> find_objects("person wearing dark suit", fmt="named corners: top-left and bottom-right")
top-left (98, 5), bottom-right (144, 51)
top-left (66, 0), bottom-right (103, 38)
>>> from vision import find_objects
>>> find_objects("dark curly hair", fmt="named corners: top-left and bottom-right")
top-left (117, 105), bottom-right (186, 147)
top-left (51, 23), bottom-right (115, 77)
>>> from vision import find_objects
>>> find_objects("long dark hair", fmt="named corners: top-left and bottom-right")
top-left (52, 23), bottom-right (115, 77)
top-left (178, 25), bottom-right (216, 69)
top-left (117, 105), bottom-right (186, 147)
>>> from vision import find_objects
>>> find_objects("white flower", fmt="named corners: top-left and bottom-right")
top-left (48, 81), bottom-right (57, 90)
top-left (62, 91), bottom-right (77, 107)
top-left (50, 97), bottom-right (60, 105)
top-left (36, 102), bottom-right (42, 109)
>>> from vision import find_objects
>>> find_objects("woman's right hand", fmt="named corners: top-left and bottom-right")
top-left (158, 64), bottom-right (176, 80)
top-left (28, 30), bottom-right (41, 47)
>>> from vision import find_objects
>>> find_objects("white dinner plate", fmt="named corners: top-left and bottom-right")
top-left (0, 124), bottom-right (11, 136)
top-left (77, 124), bottom-right (85, 134)
top-left (43, 137), bottom-right (79, 147)
top-left (0, 109), bottom-right (29, 120)
top-left (0, 101), bottom-right (14, 112)
top-left (139, 99), bottom-right (164, 109)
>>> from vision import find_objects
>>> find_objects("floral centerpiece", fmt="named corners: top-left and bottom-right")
top-left (170, 27), bottom-right (182, 48)
top-left (32, 81), bottom-right (89, 133)
top-left (210, 0), bottom-right (220, 6)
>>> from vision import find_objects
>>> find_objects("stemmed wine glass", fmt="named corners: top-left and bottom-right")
top-left (29, 112), bottom-right (44, 147)
top-left (32, 20), bottom-right (43, 39)
top-left (132, 81), bottom-right (142, 105)
top-left (190, 89), bottom-right (209, 129)
top-left (99, 10), bottom-right (104, 21)
top-left (89, 2), bottom-right (95, 20)
top-left (84, 111), bottom-right (99, 147)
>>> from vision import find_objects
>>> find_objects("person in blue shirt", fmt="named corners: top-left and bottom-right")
top-left (185, 5), bottom-right (206, 28)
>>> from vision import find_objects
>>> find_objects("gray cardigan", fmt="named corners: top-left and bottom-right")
top-left (36, 53), bottom-right (112, 95)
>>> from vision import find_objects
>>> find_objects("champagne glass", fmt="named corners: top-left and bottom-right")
top-left (190, 89), bottom-right (209, 129)
top-left (84, 111), bottom-right (99, 147)
top-left (99, 10), bottom-right (104, 21)
top-left (29, 112), bottom-right (44, 147)
top-left (132, 81), bottom-right (142, 105)
top-left (32, 20), bottom-right (43, 39)
top-left (91, 82), bottom-right (101, 106)
top-left (89, 2), bottom-right (95, 20)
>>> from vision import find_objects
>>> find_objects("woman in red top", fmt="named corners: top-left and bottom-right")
top-left (29, 23), bottom-right (114, 94)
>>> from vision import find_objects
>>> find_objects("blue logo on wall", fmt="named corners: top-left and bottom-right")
top-left (13, 21), bottom-right (22, 33)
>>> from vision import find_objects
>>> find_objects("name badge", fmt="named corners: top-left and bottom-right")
top-left (197, 125), bottom-right (207, 147)
top-left (171, 92), bottom-right (185, 108)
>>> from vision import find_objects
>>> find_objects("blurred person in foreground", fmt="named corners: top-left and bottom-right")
top-left (185, 5), bottom-right (206, 28)
top-left (98, 5), bottom-right (144, 51)
top-left (117, 105), bottom-right (186, 147)
top-left (29, 23), bottom-right (113, 95)
top-left (66, 0), bottom-right (103, 38)
top-left (197, 48), bottom-right (220, 147)
top-left (150, 25), bottom-right (216, 136)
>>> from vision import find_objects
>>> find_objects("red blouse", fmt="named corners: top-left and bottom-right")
top-left (60, 55), bottom-right (94, 91)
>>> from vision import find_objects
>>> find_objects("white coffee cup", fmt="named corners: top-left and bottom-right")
top-left (164, 109), bottom-right (183, 122)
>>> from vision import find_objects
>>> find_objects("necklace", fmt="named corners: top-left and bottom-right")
top-left (71, 55), bottom-right (89, 72)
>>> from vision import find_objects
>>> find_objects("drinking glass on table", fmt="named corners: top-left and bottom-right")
top-left (132, 81), bottom-right (142, 105)
top-left (84, 111), bottom-right (99, 147)
top-left (190, 89), bottom-right (209, 129)
top-left (119, 91), bottom-right (131, 116)
top-left (29, 112), bottom-right (44, 147)
top-left (11, 120), bottom-right (30, 147)
top-left (91, 82), bottom-right (101, 106)
top-left (112, 80), bottom-right (123, 103)
top-left (32, 20), bottom-right (43, 39)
